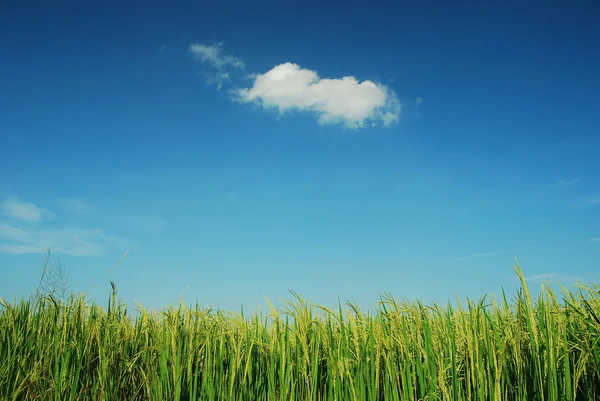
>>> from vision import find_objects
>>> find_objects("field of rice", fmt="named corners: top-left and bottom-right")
top-left (1, 262), bottom-right (599, 401)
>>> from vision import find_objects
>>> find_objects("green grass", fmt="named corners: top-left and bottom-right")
top-left (1, 262), bottom-right (599, 400)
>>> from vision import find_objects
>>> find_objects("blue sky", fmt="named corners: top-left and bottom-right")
top-left (1, 1), bottom-right (599, 312)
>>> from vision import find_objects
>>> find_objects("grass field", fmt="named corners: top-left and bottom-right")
top-left (1, 262), bottom-right (599, 400)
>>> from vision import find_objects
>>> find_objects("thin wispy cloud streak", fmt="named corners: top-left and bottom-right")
top-left (569, 197), bottom-right (600, 208)
top-left (0, 226), bottom-right (109, 257)
top-left (548, 179), bottom-right (579, 188)
top-left (454, 245), bottom-right (539, 261)
top-left (455, 250), bottom-right (512, 261)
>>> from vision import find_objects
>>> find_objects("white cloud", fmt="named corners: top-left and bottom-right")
top-left (589, 238), bottom-right (600, 242)
top-left (188, 42), bottom-right (402, 129)
top-left (235, 62), bottom-right (401, 129)
top-left (189, 42), bottom-right (245, 69)
top-left (0, 196), bottom-right (54, 223)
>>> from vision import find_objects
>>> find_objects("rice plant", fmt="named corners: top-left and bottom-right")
top-left (1, 262), bottom-right (599, 400)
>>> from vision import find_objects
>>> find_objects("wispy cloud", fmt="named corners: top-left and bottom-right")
top-left (199, 71), bottom-right (231, 90)
top-left (0, 224), bottom-right (118, 256)
top-left (569, 196), bottom-right (600, 208)
top-left (455, 249), bottom-right (512, 261)
top-left (189, 42), bottom-right (401, 129)
top-left (189, 43), bottom-right (244, 89)
top-left (414, 96), bottom-right (424, 117)
top-left (189, 42), bottom-right (245, 69)
top-left (548, 179), bottom-right (579, 188)
top-left (588, 238), bottom-right (600, 242)
top-left (0, 197), bottom-right (124, 257)
top-left (455, 245), bottom-right (538, 261)
top-left (525, 273), bottom-right (583, 284)
top-left (0, 196), bottom-right (54, 223)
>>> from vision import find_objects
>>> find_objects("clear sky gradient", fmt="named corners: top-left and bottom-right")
top-left (1, 1), bottom-right (599, 311)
